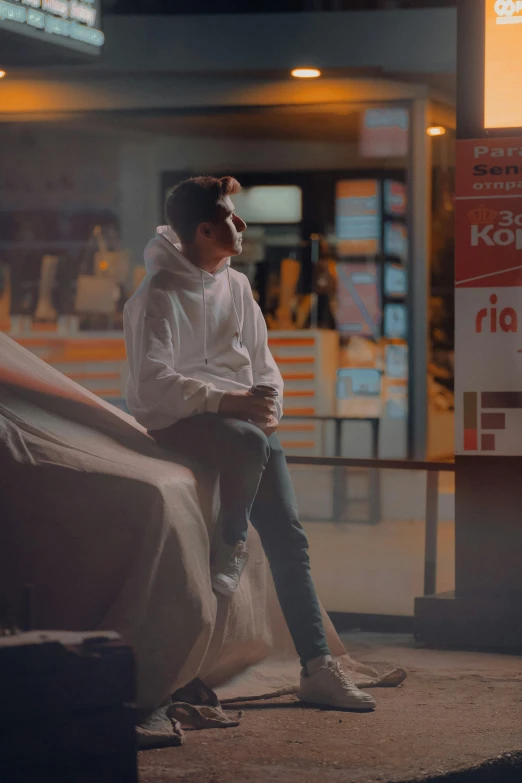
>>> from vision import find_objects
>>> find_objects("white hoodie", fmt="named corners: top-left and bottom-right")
top-left (123, 226), bottom-right (284, 432)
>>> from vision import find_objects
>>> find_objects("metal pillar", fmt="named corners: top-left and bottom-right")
top-left (407, 98), bottom-right (431, 462)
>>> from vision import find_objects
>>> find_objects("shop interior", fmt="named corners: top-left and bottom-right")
top-left (0, 101), bottom-right (455, 463)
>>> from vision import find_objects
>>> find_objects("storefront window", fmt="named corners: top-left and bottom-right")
top-left (1, 100), bottom-right (439, 460)
top-left (160, 103), bottom-right (410, 457)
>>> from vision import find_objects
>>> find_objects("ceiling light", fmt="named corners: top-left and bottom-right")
top-left (427, 126), bottom-right (446, 137)
top-left (291, 68), bottom-right (321, 79)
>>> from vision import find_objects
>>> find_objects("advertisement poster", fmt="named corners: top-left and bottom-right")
top-left (336, 261), bottom-right (381, 338)
top-left (335, 180), bottom-right (381, 257)
top-left (336, 368), bottom-right (382, 418)
top-left (384, 180), bottom-right (407, 217)
top-left (384, 303), bottom-right (407, 339)
top-left (359, 109), bottom-right (409, 159)
top-left (384, 222), bottom-right (408, 263)
top-left (455, 136), bottom-right (522, 455)
top-left (384, 263), bottom-right (407, 298)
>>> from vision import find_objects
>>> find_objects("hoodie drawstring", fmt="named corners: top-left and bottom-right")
top-left (227, 267), bottom-right (243, 349)
top-left (200, 267), bottom-right (243, 366)
top-left (201, 272), bottom-right (208, 365)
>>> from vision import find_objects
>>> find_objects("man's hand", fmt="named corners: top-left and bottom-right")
top-left (218, 390), bottom-right (277, 428)
top-left (261, 414), bottom-right (278, 437)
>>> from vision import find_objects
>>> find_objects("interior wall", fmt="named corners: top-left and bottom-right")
top-left (0, 124), bottom-right (120, 213)
top-left (0, 123), bottom-right (121, 311)
top-left (0, 119), bottom-right (408, 276)
top-left (120, 133), bottom-right (407, 266)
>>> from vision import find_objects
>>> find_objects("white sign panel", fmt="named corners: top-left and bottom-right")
top-left (455, 287), bottom-right (522, 455)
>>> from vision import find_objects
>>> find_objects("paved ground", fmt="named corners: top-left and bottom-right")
top-left (139, 633), bottom-right (522, 783)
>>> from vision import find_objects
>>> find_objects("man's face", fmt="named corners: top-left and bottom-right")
top-left (208, 196), bottom-right (247, 258)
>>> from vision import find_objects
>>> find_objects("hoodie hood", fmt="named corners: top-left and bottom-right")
top-left (144, 226), bottom-right (240, 365)
top-left (144, 225), bottom-right (231, 279)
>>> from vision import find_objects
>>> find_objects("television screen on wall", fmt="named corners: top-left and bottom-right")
top-left (231, 186), bottom-right (302, 225)
top-left (0, 0), bottom-right (104, 58)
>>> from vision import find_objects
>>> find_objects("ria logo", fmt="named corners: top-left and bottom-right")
top-left (495, 0), bottom-right (522, 22)
top-left (475, 294), bottom-right (518, 333)
top-left (468, 205), bottom-right (522, 249)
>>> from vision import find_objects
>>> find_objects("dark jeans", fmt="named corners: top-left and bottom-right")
top-left (150, 413), bottom-right (330, 666)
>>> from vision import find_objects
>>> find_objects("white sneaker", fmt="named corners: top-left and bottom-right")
top-left (211, 541), bottom-right (249, 597)
top-left (298, 660), bottom-right (376, 712)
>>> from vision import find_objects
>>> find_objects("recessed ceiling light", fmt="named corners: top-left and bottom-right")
top-left (291, 68), bottom-right (321, 79)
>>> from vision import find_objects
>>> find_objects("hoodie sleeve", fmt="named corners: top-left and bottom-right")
top-left (250, 301), bottom-right (284, 421)
top-left (133, 289), bottom-right (226, 423)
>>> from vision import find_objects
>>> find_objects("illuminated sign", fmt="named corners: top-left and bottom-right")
top-left (336, 261), bottom-right (381, 338)
top-left (384, 222), bottom-right (408, 263)
top-left (335, 180), bottom-right (381, 257)
top-left (384, 180), bottom-right (407, 217)
top-left (484, 0), bottom-right (522, 128)
top-left (0, 0), bottom-right (103, 55)
top-left (231, 186), bottom-right (302, 224)
top-left (359, 109), bottom-right (409, 159)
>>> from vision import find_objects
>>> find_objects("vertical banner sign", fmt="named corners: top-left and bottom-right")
top-left (335, 180), bottom-right (381, 257)
top-left (455, 138), bottom-right (522, 455)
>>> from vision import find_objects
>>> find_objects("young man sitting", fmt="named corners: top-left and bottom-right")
top-left (123, 176), bottom-right (375, 712)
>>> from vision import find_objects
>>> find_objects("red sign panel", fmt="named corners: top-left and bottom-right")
top-left (456, 137), bottom-right (522, 288)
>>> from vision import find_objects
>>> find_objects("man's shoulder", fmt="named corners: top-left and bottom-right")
top-left (124, 271), bottom-right (177, 320)
top-left (228, 266), bottom-right (252, 292)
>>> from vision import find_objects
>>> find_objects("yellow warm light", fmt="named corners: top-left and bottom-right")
top-left (0, 71), bottom-right (6, 79)
top-left (291, 68), bottom-right (321, 79)
top-left (98, 260), bottom-right (109, 272)
top-left (427, 126), bottom-right (446, 137)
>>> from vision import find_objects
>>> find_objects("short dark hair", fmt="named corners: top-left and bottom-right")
top-left (165, 176), bottom-right (241, 243)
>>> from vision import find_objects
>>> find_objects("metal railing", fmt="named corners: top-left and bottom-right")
top-left (282, 415), bottom-right (381, 522)
top-left (286, 454), bottom-right (455, 597)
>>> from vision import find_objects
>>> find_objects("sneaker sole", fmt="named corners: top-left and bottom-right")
top-left (297, 697), bottom-right (376, 713)
top-left (211, 579), bottom-right (237, 597)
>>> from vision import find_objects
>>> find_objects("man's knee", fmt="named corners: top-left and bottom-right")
top-left (233, 420), bottom-right (270, 465)
top-left (216, 418), bottom-right (269, 466)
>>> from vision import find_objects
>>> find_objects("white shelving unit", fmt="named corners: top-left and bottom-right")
top-left (268, 329), bottom-right (339, 456)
